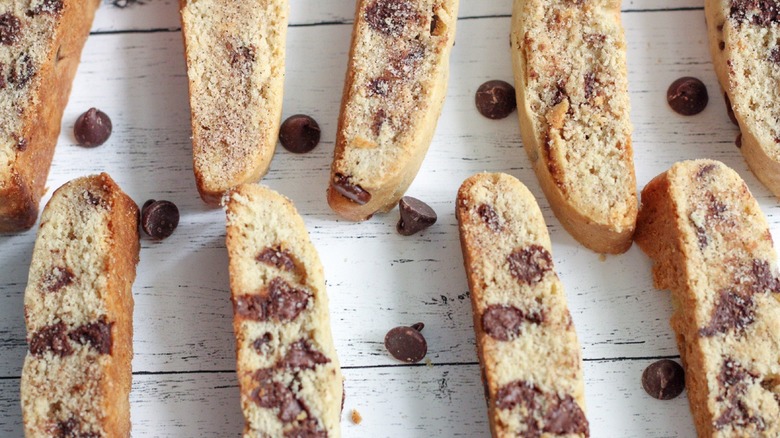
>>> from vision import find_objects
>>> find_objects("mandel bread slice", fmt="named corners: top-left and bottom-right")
top-left (511, 0), bottom-right (637, 254)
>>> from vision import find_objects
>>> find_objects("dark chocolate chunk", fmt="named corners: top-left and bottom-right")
top-left (257, 247), bottom-right (296, 272)
top-left (365, 0), bottom-right (420, 36)
top-left (507, 245), bottom-right (553, 285)
top-left (227, 42), bottom-right (255, 75)
top-left (475, 80), bottom-right (517, 120)
top-left (284, 419), bottom-right (327, 438)
top-left (397, 196), bottom-right (437, 236)
top-left (714, 358), bottom-right (764, 429)
top-left (551, 81), bottom-right (568, 106)
top-left (770, 46), bottom-right (780, 64)
top-left (477, 204), bottom-right (502, 232)
top-left (281, 340), bottom-right (331, 370)
top-left (331, 174), bottom-right (371, 205)
top-left (141, 200), bottom-right (179, 240)
top-left (16, 137), bottom-right (27, 152)
top-left (482, 304), bottom-right (541, 341)
top-left (696, 163), bottom-right (718, 179)
top-left (9, 54), bottom-right (35, 88)
top-left (43, 266), bottom-right (74, 292)
top-left (252, 381), bottom-right (304, 423)
top-left (84, 191), bottom-right (104, 207)
top-left (266, 277), bottom-right (311, 321)
top-left (751, 259), bottom-right (780, 293)
top-left (371, 108), bottom-right (387, 136)
top-left (52, 417), bottom-right (98, 438)
top-left (730, 0), bottom-right (780, 26)
top-left (279, 114), bottom-right (321, 154)
top-left (667, 77), bottom-right (709, 116)
top-left (583, 71), bottom-right (597, 100)
top-left (384, 323), bottom-right (427, 363)
top-left (74, 108), bottom-right (112, 147)
top-left (142, 199), bottom-right (156, 211)
top-left (367, 76), bottom-right (391, 96)
top-left (641, 359), bottom-right (686, 400)
top-left (69, 318), bottom-right (113, 354)
top-left (0, 13), bottom-right (21, 45)
top-left (233, 294), bottom-right (267, 320)
top-left (699, 289), bottom-right (755, 336)
top-left (29, 322), bottom-right (72, 357)
top-left (495, 380), bottom-right (588, 436)
top-left (252, 333), bottom-right (273, 354)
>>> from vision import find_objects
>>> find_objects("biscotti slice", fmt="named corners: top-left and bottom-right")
top-left (635, 160), bottom-right (780, 437)
top-left (225, 184), bottom-right (343, 437)
top-left (510, 0), bottom-right (637, 254)
top-left (20, 173), bottom-right (140, 437)
top-left (327, 0), bottom-right (459, 221)
top-left (456, 173), bottom-right (589, 438)
top-left (706, 1), bottom-right (780, 197)
top-left (180, 0), bottom-right (288, 205)
top-left (0, 0), bottom-right (100, 231)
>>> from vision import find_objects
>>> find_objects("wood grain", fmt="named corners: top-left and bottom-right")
top-left (0, 4), bottom-right (765, 437)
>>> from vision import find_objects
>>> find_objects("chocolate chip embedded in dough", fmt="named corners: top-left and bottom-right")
top-left (331, 174), bottom-right (371, 205)
top-left (507, 245), bottom-right (554, 285)
top-left (365, 0), bottom-right (420, 37)
top-left (257, 247), bottom-right (296, 272)
top-left (266, 277), bottom-right (311, 321)
top-left (43, 266), bottom-right (74, 292)
top-left (281, 340), bottom-right (331, 370)
top-left (29, 322), bottom-right (72, 357)
top-left (0, 14), bottom-right (22, 46)
top-left (699, 289), bottom-right (755, 336)
top-left (477, 204), bottom-right (502, 232)
top-left (69, 318), bottom-right (113, 354)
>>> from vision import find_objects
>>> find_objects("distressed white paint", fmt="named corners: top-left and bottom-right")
top-left (0, 3), bottom-right (757, 437)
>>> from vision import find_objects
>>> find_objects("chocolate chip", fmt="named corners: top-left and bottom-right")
top-left (84, 191), bottom-right (104, 207)
top-left (53, 417), bottom-right (91, 438)
top-left (477, 204), bottom-right (502, 232)
top-left (714, 358), bottom-right (763, 429)
top-left (252, 333), bottom-right (273, 354)
top-left (482, 305), bottom-right (532, 341)
top-left (365, 0), bottom-right (420, 36)
top-left (507, 245), bottom-right (553, 285)
top-left (279, 114), bottom-right (321, 154)
top-left (770, 47), bottom-right (780, 64)
top-left (266, 277), bottom-right (311, 321)
top-left (667, 77), bottom-right (709, 116)
top-left (495, 380), bottom-right (589, 435)
top-left (696, 163), bottom-right (718, 179)
top-left (141, 200), bottom-right (179, 240)
top-left (142, 199), bottom-right (156, 211)
top-left (368, 76), bottom-right (391, 97)
top-left (331, 174), bottom-right (371, 205)
top-left (28, 0), bottom-right (63, 16)
top-left (730, 0), bottom-right (780, 26)
top-left (284, 419), bottom-right (327, 438)
top-left (9, 54), bottom-right (35, 87)
top-left (641, 359), bottom-right (685, 400)
top-left (583, 72), bottom-right (597, 100)
top-left (257, 247), bottom-right (296, 272)
top-left (384, 323), bottom-right (427, 363)
top-left (281, 340), bottom-right (331, 370)
top-left (397, 196), bottom-right (437, 236)
top-left (699, 289), bottom-right (755, 336)
top-left (69, 318), bottom-right (113, 354)
top-left (0, 14), bottom-right (21, 46)
top-left (252, 381), bottom-right (304, 423)
top-left (15, 137), bottom-right (27, 152)
top-left (751, 259), bottom-right (780, 293)
top-left (736, 133), bottom-right (742, 148)
top-left (227, 42), bottom-right (255, 75)
top-left (371, 108), bottom-right (387, 136)
top-left (724, 93), bottom-right (738, 125)
top-left (74, 108), bottom-right (112, 147)
top-left (29, 323), bottom-right (72, 357)
top-left (43, 266), bottom-right (74, 292)
top-left (475, 80), bottom-right (517, 120)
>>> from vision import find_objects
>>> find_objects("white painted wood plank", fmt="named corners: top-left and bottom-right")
top-left (0, 9), bottom-right (758, 375)
top-left (90, 0), bottom-right (703, 32)
top-left (0, 360), bottom-right (696, 436)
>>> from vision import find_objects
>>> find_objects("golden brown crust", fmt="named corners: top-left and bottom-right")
top-left (21, 173), bottom-right (139, 437)
top-left (0, 0), bottom-right (100, 232)
top-left (327, 0), bottom-right (458, 221)
top-left (636, 160), bottom-right (780, 437)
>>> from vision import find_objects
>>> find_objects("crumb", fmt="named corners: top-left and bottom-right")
top-left (598, 253), bottom-right (607, 262)
top-left (351, 409), bottom-right (362, 424)
top-left (425, 358), bottom-right (433, 367)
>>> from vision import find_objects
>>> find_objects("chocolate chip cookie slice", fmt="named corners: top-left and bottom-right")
top-left (0, 0), bottom-right (101, 231)
top-left (179, 0), bottom-right (289, 205)
top-left (327, 0), bottom-right (459, 221)
top-left (706, 0), bottom-right (780, 197)
top-left (21, 173), bottom-right (140, 437)
top-left (635, 160), bottom-right (780, 436)
top-left (225, 184), bottom-right (343, 437)
top-left (511, 0), bottom-right (638, 253)
top-left (456, 172), bottom-right (589, 437)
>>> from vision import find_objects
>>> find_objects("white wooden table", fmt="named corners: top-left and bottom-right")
top-left (0, 1), bottom-right (763, 436)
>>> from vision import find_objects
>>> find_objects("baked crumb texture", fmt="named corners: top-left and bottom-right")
top-left (635, 160), bottom-right (780, 437)
top-left (511, 0), bottom-right (637, 254)
top-left (706, 0), bottom-right (780, 197)
top-left (328, 0), bottom-right (459, 221)
top-left (225, 184), bottom-right (343, 438)
top-left (456, 172), bottom-right (589, 438)
top-left (20, 173), bottom-right (140, 438)
top-left (0, 0), bottom-right (100, 232)
top-left (180, 0), bottom-right (289, 205)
